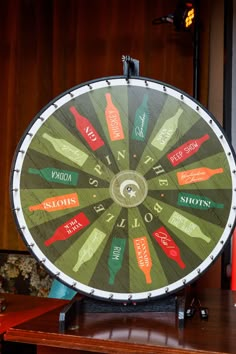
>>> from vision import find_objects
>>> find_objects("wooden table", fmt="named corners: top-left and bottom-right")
top-left (0, 293), bottom-right (68, 335)
top-left (0, 293), bottom-right (69, 353)
top-left (3, 289), bottom-right (236, 354)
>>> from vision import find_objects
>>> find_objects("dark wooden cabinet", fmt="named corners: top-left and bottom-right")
top-left (3, 289), bottom-right (236, 354)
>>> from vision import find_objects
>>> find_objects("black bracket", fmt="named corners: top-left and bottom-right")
top-left (185, 296), bottom-right (209, 320)
top-left (122, 55), bottom-right (140, 78)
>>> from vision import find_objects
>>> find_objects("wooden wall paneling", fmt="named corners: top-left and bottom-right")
top-left (196, 0), bottom-right (225, 290)
top-left (144, 1), bottom-right (194, 92)
top-left (198, 0), bottom-right (210, 107)
top-left (50, 0), bottom-right (193, 89)
top-left (1, 0), bottom-right (22, 250)
top-left (52, 0), bottom-right (78, 96)
top-left (1, 0), bottom-right (54, 250)
top-left (2, 0), bottom-right (195, 252)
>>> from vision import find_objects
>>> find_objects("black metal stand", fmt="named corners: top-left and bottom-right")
top-left (58, 291), bottom-right (187, 332)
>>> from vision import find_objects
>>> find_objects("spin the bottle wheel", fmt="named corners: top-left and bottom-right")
top-left (10, 76), bottom-right (236, 302)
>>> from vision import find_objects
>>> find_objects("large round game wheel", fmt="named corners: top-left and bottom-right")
top-left (10, 76), bottom-right (236, 302)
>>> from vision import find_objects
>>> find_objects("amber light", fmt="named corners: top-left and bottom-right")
top-left (185, 8), bottom-right (195, 28)
top-left (152, 0), bottom-right (196, 31)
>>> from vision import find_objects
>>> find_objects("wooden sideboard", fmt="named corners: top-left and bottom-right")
top-left (0, 293), bottom-right (69, 353)
top-left (0, 293), bottom-right (68, 336)
top-left (2, 288), bottom-right (236, 354)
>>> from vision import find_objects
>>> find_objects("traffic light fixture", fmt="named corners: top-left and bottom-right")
top-left (152, 0), bottom-right (195, 31)
top-left (173, 1), bottom-right (195, 31)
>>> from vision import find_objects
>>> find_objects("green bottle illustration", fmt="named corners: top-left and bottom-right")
top-left (151, 107), bottom-right (183, 150)
top-left (131, 94), bottom-right (149, 141)
top-left (42, 133), bottom-right (88, 167)
top-left (73, 228), bottom-right (106, 272)
top-left (108, 237), bottom-right (126, 285)
top-left (28, 167), bottom-right (79, 186)
top-left (177, 192), bottom-right (224, 210)
top-left (168, 211), bottom-right (211, 243)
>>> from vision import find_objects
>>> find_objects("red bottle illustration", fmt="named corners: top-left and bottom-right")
top-left (167, 134), bottom-right (210, 167)
top-left (44, 212), bottom-right (90, 246)
top-left (152, 226), bottom-right (186, 269)
top-left (70, 106), bottom-right (104, 151)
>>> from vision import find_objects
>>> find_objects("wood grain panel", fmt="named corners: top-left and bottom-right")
top-left (1, 0), bottom-right (197, 254)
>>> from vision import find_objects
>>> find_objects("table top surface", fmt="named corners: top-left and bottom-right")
top-left (0, 292), bottom-right (68, 334)
top-left (3, 288), bottom-right (236, 354)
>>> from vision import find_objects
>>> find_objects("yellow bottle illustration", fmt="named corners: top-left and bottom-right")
top-left (168, 211), bottom-right (211, 243)
top-left (73, 228), bottom-right (106, 272)
top-left (43, 133), bottom-right (88, 167)
top-left (151, 107), bottom-right (183, 150)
